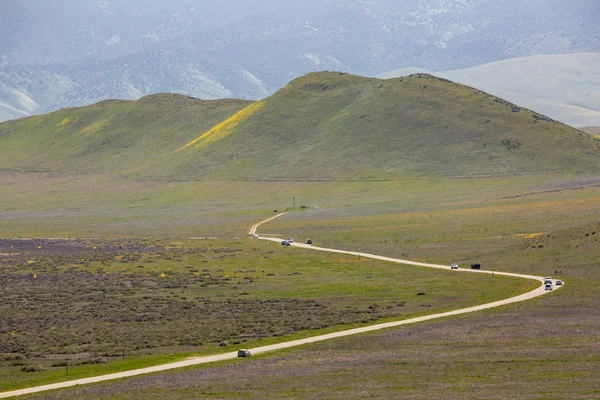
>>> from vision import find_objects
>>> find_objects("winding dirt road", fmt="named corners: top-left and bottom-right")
top-left (0, 213), bottom-right (563, 398)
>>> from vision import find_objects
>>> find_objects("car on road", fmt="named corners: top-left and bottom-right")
top-left (555, 279), bottom-right (563, 286)
top-left (251, 234), bottom-right (258, 238)
top-left (237, 349), bottom-right (251, 357)
top-left (450, 263), bottom-right (458, 269)
top-left (544, 283), bottom-right (553, 290)
top-left (471, 263), bottom-right (481, 269)
top-left (306, 239), bottom-right (313, 245)
top-left (281, 240), bottom-right (291, 246)
top-left (543, 277), bottom-right (552, 285)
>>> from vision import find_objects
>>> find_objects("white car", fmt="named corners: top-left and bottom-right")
top-left (544, 284), bottom-right (553, 291)
top-left (237, 349), bottom-right (251, 357)
top-left (450, 263), bottom-right (458, 270)
top-left (251, 234), bottom-right (258, 238)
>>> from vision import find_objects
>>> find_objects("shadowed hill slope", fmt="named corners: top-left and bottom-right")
top-left (1, 73), bottom-right (600, 180)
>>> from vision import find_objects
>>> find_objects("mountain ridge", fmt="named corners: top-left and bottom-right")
top-left (378, 53), bottom-right (600, 128)
top-left (1, 72), bottom-right (599, 181)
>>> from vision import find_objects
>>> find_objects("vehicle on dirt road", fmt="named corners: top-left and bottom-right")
top-left (545, 283), bottom-right (553, 290)
top-left (555, 280), bottom-right (563, 286)
top-left (451, 263), bottom-right (458, 270)
top-left (281, 240), bottom-right (291, 246)
top-left (306, 239), bottom-right (313, 245)
top-left (471, 263), bottom-right (481, 269)
top-left (237, 349), bottom-right (251, 357)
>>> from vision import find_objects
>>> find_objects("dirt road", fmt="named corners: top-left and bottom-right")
top-left (0, 213), bottom-right (562, 398)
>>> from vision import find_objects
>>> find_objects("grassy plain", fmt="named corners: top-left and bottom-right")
top-left (1, 172), bottom-right (600, 397)
top-left (9, 174), bottom-right (599, 399)
top-left (0, 212), bottom-right (533, 391)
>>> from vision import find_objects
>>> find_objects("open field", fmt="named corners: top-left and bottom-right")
top-left (1, 172), bottom-right (600, 397)
top-left (0, 234), bottom-right (532, 391)
top-left (2, 172), bottom-right (599, 240)
top-left (28, 291), bottom-right (597, 400)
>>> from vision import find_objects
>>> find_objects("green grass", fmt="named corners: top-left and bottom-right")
top-left (2, 73), bottom-right (600, 181)
top-left (0, 95), bottom-right (251, 177)
top-left (0, 235), bottom-right (533, 392)
top-left (2, 173), bottom-right (597, 398)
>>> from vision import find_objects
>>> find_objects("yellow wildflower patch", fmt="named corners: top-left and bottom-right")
top-left (515, 232), bottom-right (545, 239)
top-left (80, 119), bottom-right (107, 135)
top-left (57, 117), bottom-right (72, 127)
top-left (178, 101), bottom-right (264, 151)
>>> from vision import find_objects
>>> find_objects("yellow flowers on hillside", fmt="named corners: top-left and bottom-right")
top-left (57, 117), bottom-right (72, 127)
top-left (80, 119), bottom-right (107, 135)
top-left (178, 101), bottom-right (264, 151)
top-left (515, 233), bottom-right (545, 239)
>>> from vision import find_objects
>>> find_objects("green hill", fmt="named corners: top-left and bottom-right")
top-left (0, 94), bottom-right (253, 176)
top-left (1, 72), bottom-right (600, 180)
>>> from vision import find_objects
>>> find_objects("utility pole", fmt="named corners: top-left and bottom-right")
top-left (292, 196), bottom-right (296, 208)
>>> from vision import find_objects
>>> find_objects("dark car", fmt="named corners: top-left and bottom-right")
top-left (306, 239), bottom-right (313, 245)
top-left (281, 240), bottom-right (291, 246)
top-left (471, 263), bottom-right (481, 269)
top-left (237, 349), bottom-right (251, 357)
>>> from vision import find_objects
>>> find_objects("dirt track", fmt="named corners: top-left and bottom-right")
top-left (0, 213), bottom-right (563, 398)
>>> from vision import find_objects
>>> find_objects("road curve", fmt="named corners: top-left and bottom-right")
top-left (0, 213), bottom-right (562, 398)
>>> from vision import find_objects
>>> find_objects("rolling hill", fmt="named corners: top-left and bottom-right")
top-left (1, 72), bottom-right (599, 180)
top-left (378, 53), bottom-right (600, 128)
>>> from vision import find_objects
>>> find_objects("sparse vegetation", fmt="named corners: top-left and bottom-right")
top-left (0, 236), bottom-right (531, 391)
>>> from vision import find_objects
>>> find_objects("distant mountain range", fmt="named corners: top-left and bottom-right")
top-left (379, 53), bottom-right (600, 128)
top-left (1, 0), bottom-right (599, 122)
top-left (2, 72), bottom-right (599, 180)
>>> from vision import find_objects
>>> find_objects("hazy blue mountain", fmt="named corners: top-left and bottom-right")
top-left (1, 0), bottom-right (598, 121)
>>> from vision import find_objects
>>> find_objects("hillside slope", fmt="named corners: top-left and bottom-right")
top-left (1, 72), bottom-right (599, 180)
top-left (0, 94), bottom-right (253, 176)
top-left (378, 53), bottom-right (600, 128)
